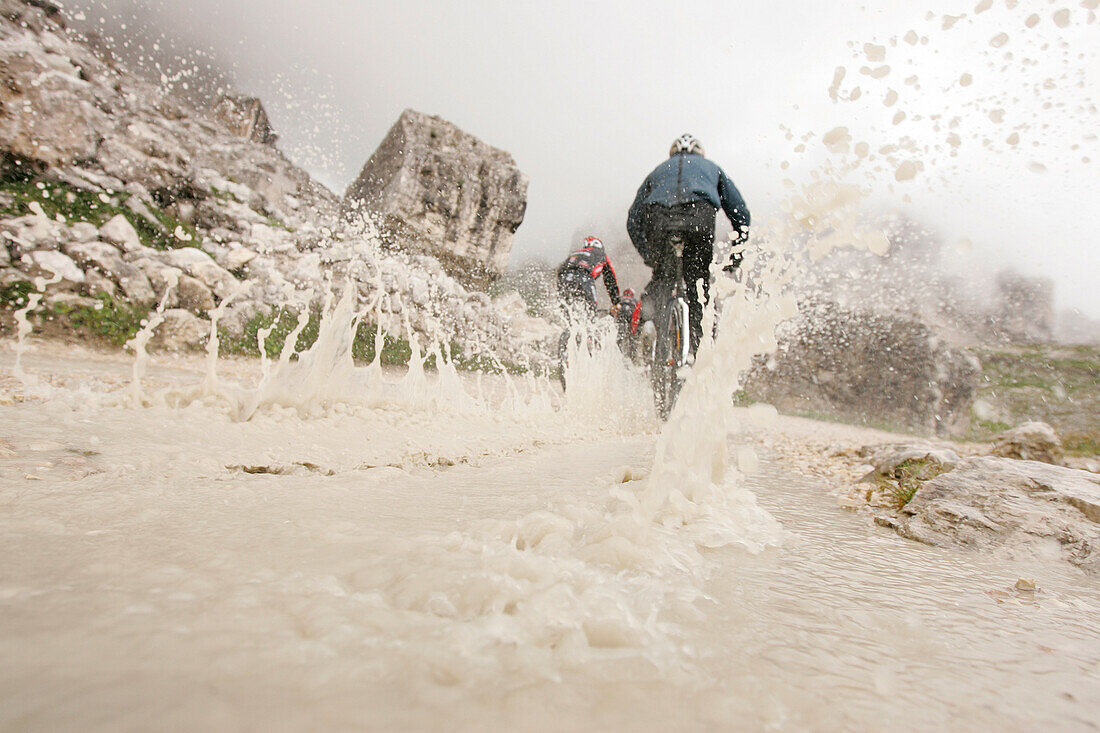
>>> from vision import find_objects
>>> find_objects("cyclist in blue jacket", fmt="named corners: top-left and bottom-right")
top-left (627, 134), bottom-right (750, 352)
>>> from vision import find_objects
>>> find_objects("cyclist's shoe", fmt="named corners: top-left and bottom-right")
top-left (722, 251), bottom-right (743, 273)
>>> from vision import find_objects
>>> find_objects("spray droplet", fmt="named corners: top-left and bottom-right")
top-left (990, 32), bottom-right (1010, 47)
top-left (1025, 13), bottom-right (1041, 27)
top-left (828, 66), bottom-right (846, 101)
top-left (1053, 8), bottom-right (1071, 26)
top-left (989, 108), bottom-right (1005, 122)
top-left (975, 0), bottom-right (993, 12)
top-left (904, 30), bottom-right (919, 44)
top-left (943, 14), bottom-right (965, 29)
top-left (960, 73), bottom-right (973, 86)
top-left (884, 89), bottom-right (899, 106)
top-left (1028, 161), bottom-right (1047, 173)
top-left (894, 160), bottom-right (921, 180)
top-left (822, 127), bottom-right (853, 154)
top-left (863, 43), bottom-right (886, 61)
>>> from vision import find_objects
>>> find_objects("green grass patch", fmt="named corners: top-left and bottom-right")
top-left (48, 294), bottom-right (149, 346)
top-left (218, 307), bottom-right (527, 374)
top-left (879, 457), bottom-right (949, 509)
top-left (210, 186), bottom-right (242, 204)
top-left (1, 279), bottom-right (34, 309)
top-left (1063, 432), bottom-right (1100, 458)
top-left (218, 309), bottom-right (413, 366)
top-left (966, 345), bottom-right (1099, 447)
top-left (0, 179), bottom-right (198, 251)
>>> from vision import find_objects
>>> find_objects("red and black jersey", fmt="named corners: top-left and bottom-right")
top-left (619, 294), bottom-right (642, 334)
top-left (558, 245), bottom-right (620, 306)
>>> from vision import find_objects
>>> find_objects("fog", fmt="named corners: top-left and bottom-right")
top-left (59, 0), bottom-right (1099, 316)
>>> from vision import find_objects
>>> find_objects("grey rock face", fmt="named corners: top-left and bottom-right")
top-left (28, 249), bottom-right (83, 283)
top-left (343, 109), bottom-right (528, 285)
top-left (98, 215), bottom-right (143, 253)
top-left (209, 95), bottom-right (278, 146)
top-left (865, 442), bottom-right (960, 479)
top-left (153, 309), bottom-right (208, 351)
top-left (742, 300), bottom-right (981, 434)
top-left (175, 274), bottom-right (215, 313)
top-left (63, 241), bottom-right (155, 306)
top-left (991, 421), bottom-right (1065, 465)
top-left (894, 456), bottom-right (1100, 570)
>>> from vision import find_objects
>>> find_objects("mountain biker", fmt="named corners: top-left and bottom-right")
top-left (556, 235), bottom-right (621, 317)
top-left (616, 287), bottom-right (642, 359)
top-left (626, 134), bottom-right (750, 353)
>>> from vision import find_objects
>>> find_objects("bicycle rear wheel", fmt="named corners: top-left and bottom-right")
top-left (652, 297), bottom-right (689, 419)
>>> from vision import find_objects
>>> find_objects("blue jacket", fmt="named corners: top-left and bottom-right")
top-left (626, 153), bottom-right (750, 249)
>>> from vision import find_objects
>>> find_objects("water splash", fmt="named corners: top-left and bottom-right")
top-left (124, 271), bottom-right (178, 406)
top-left (11, 271), bottom-right (62, 392)
top-left (201, 280), bottom-right (250, 397)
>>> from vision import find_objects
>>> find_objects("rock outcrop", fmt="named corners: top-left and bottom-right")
top-left (342, 109), bottom-right (528, 286)
top-left (991, 421), bottom-right (1065, 465)
top-left (741, 300), bottom-right (981, 434)
top-left (891, 456), bottom-right (1100, 571)
top-left (209, 95), bottom-right (278, 146)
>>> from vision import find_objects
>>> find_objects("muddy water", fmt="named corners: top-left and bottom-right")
top-left (2, 345), bottom-right (1098, 731)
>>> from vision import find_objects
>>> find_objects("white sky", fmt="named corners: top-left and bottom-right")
top-left (63, 0), bottom-right (1100, 315)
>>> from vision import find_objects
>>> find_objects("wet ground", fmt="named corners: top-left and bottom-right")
top-left (1, 340), bottom-right (1098, 731)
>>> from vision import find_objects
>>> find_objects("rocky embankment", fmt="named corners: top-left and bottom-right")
top-left (742, 299), bottom-right (982, 435)
top-left (0, 0), bottom-right (553, 367)
top-left (767, 419), bottom-right (1100, 571)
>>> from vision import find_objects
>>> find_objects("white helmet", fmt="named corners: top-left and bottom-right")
top-left (670, 134), bottom-right (705, 157)
top-left (583, 235), bottom-right (604, 250)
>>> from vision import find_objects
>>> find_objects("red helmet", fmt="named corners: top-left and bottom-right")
top-left (583, 236), bottom-right (603, 250)
top-left (622, 288), bottom-right (636, 299)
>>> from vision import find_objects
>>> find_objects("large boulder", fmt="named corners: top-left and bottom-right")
top-left (991, 421), bottom-right (1064, 465)
top-left (891, 456), bottom-right (1100, 570)
top-left (152, 309), bottom-right (207, 351)
top-left (742, 300), bottom-right (981, 434)
top-left (63, 241), bottom-right (155, 306)
top-left (342, 109), bottom-right (528, 286)
top-left (27, 249), bottom-right (83, 284)
top-left (209, 95), bottom-right (278, 146)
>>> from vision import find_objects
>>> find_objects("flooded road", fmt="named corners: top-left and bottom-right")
top-left (1, 342), bottom-right (1098, 731)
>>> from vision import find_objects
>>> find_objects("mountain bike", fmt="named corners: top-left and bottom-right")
top-left (646, 236), bottom-right (692, 420)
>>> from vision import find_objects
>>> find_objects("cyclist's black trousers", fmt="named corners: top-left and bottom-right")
top-left (639, 202), bottom-right (717, 353)
top-left (556, 266), bottom-right (597, 318)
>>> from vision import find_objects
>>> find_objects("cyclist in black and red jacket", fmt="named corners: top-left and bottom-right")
top-left (616, 288), bottom-right (643, 360)
top-left (555, 236), bottom-right (621, 317)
